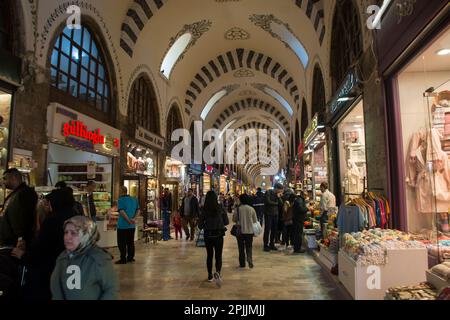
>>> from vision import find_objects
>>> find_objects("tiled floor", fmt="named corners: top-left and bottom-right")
top-left (110, 228), bottom-right (346, 300)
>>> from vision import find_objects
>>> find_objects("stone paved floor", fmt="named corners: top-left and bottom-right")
top-left (110, 227), bottom-right (346, 300)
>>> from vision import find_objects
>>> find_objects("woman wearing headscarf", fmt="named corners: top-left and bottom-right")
top-left (51, 216), bottom-right (118, 300)
top-left (198, 191), bottom-right (229, 287)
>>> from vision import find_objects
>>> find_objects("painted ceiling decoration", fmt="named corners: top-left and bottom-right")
top-left (199, 84), bottom-right (240, 119)
top-left (160, 19), bottom-right (213, 79)
top-left (251, 83), bottom-right (294, 116)
top-left (212, 98), bottom-right (290, 133)
top-left (224, 27), bottom-right (251, 40)
top-left (233, 68), bottom-right (255, 78)
top-left (249, 14), bottom-right (309, 69)
top-left (184, 48), bottom-right (300, 111)
top-left (120, 0), bottom-right (167, 57)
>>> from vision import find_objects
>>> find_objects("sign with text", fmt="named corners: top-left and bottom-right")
top-left (330, 70), bottom-right (360, 114)
top-left (135, 125), bottom-right (165, 151)
top-left (47, 103), bottom-right (121, 157)
top-left (303, 114), bottom-right (318, 145)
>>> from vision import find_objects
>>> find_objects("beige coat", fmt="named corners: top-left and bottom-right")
top-left (233, 205), bottom-right (258, 235)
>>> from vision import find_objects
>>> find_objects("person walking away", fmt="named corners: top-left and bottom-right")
top-left (86, 181), bottom-right (97, 222)
top-left (233, 194), bottom-right (257, 269)
top-left (263, 183), bottom-right (284, 252)
top-left (276, 192), bottom-right (284, 244)
top-left (252, 188), bottom-right (265, 226)
top-left (292, 190), bottom-right (308, 254)
top-left (13, 188), bottom-right (77, 300)
top-left (198, 191), bottom-right (229, 287)
top-left (180, 189), bottom-right (200, 241)
top-left (51, 216), bottom-right (118, 300)
top-left (282, 189), bottom-right (295, 249)
top-left (319, 182), bottom-right (336, 239)
top-left (172, 211), bottom-right (182, 240)
top-left (116, 186), bottom-right (140, 264)
top-left (0, 168), bottom-right (38, 254)
top-left (161, 188), bottom-right (172, 241)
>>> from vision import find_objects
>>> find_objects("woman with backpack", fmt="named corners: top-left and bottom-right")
top-left (232, 194), bottom-right (258, 269)
top-left (198, 191), bottom-right (229, 287)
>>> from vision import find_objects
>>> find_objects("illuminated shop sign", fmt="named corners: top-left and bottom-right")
top-left (62, 120), bottom-right (120, 148)
top-left (330, 70), bottom-right (360, 114)
top-left (303, 114), bottom-right (318, 143)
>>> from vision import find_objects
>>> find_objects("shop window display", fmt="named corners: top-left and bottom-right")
top-left (396, 27), bottom-right (450, 262)
top-left (0, 90), bottom-right (11, 204)
top-left (337, 101), bottom-right (367, 198)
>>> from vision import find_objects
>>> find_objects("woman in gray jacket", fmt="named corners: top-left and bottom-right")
top-left (50, 216), bottom-right (118, 300)
top-left (233, 194), bottom-right (258, 268)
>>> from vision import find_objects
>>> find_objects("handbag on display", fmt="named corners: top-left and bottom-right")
top-left (230, 207), bottom-right (241, 237)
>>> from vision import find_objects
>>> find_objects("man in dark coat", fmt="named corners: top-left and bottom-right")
top-left (292, 189), bottom-right (308, 254)
top-left (263, 183), bottom-right (284, 252)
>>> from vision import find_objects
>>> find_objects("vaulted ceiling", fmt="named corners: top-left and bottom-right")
top-left (116, 0), bottom-right (329, 182)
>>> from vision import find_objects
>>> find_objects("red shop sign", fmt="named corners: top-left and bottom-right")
top-left (63, 120), bottom-right (119, 148)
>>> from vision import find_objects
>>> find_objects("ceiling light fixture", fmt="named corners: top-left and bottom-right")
top-left (436, 49), bottom-right (450, 56)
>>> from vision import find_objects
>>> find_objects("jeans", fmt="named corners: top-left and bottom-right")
top-left (282, 224), bottom-right (293, 247)
top-left (117, 228), bottom-right (135, 261)
top-left (237, 234), bottom-right (253, 267)
top-left (162, 210), bottom-right (171, 240)
top-left (263, 214), bottom-right (278, 248)
top-left (293, 215), bottom-right (305, 252)
top-left (205, 236), bottom-right (224, 276)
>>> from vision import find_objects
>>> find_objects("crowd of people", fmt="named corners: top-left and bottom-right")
top-left (0, 166), bottom-right (330, 298)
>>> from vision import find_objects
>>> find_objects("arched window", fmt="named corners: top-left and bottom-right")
top-left (300, 99), bottom-right (308, 140)
top-left (311, 65), bottom-right (326, 115)
top-left (50, 25), bottom-right (112, 114)
top-left (166, 104), bottom-right (183, 149)
top-left (0, 1), bottom-right (12, 52)
top-left (330, 0), bottom-right (363, 92)
top-left (128, 75), bottom-right (160, 134)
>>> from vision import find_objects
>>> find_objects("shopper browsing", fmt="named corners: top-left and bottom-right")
top-left (292, 189), bottom-right (308, 254)
top-left (116, 186), bottom-right (140, 264)
top-left (51, 216), bottom-right (118, 300)
top-left (319, 182), bottom-right (336, 238)
top-left (263, 183), bottom-right (284, 252)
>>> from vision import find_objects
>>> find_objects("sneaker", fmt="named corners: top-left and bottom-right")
top-left (207, 275), bottom-right (214, 282)
top-left (248, 262), bottom-right (254, 269)
top-left (214, 272), bottom-right (222, 288)
top-left (115, 260), bottom-right (126, 265)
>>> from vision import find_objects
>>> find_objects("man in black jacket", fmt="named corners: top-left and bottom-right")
top-left (252, 188), bottom-right (265, 226)
top-left (0, 168), bottom-right (38, 250)
top-left (180, 189), bottom-right (200, 241)
top-left (263, 183), bottom-right (284, 252)
top-left (292, 189), bottom-right (308, 254)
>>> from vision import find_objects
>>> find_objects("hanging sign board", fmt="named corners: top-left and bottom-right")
top-left (135, 125), bottom-right (165, 151)
top-left (303, 114), bottom-right (318, 145)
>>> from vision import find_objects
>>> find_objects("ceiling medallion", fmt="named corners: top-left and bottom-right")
top-left (234, 69), bottom-right (255, 78)
top-left (225, 27), bottom-right (250, 40)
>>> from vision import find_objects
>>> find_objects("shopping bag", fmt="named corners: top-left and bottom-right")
top-left (252, 221), bottom-right (262, 237)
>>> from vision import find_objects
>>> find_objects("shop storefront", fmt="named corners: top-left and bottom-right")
top-left (46, 103), bottom-right (121, 247)
top-left (162, 156), bottom-right (186, 212)
top-left (123, 125), bottom-right (163, 222)
top-left (220, 174), bottom-right (227, 194)
top-left (379, 1), bottom-right (449, 244)
top-left (188, 164), bottom-right (202, 197)
top-left (302, 114), bottom-right (328, 203)
top-left (327, 68), bottom-right (368, 204)
top-left (202, 165), bottom-right (214, 194)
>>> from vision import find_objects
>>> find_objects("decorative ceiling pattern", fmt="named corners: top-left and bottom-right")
top-left (224, 27), bottom-right (251, 40)
top-left (233, 68), bottom-right (255, 78)
top-left (159, 19), bottom-right (212, 77)
top-left (291, 0), bottom-right (326, 45)
top-left (212, 98), bottom-right (290, 133)
top-left (184, 48), bottom-right (300, 111)
top-left (120, 0), bottom-right (167, 57)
